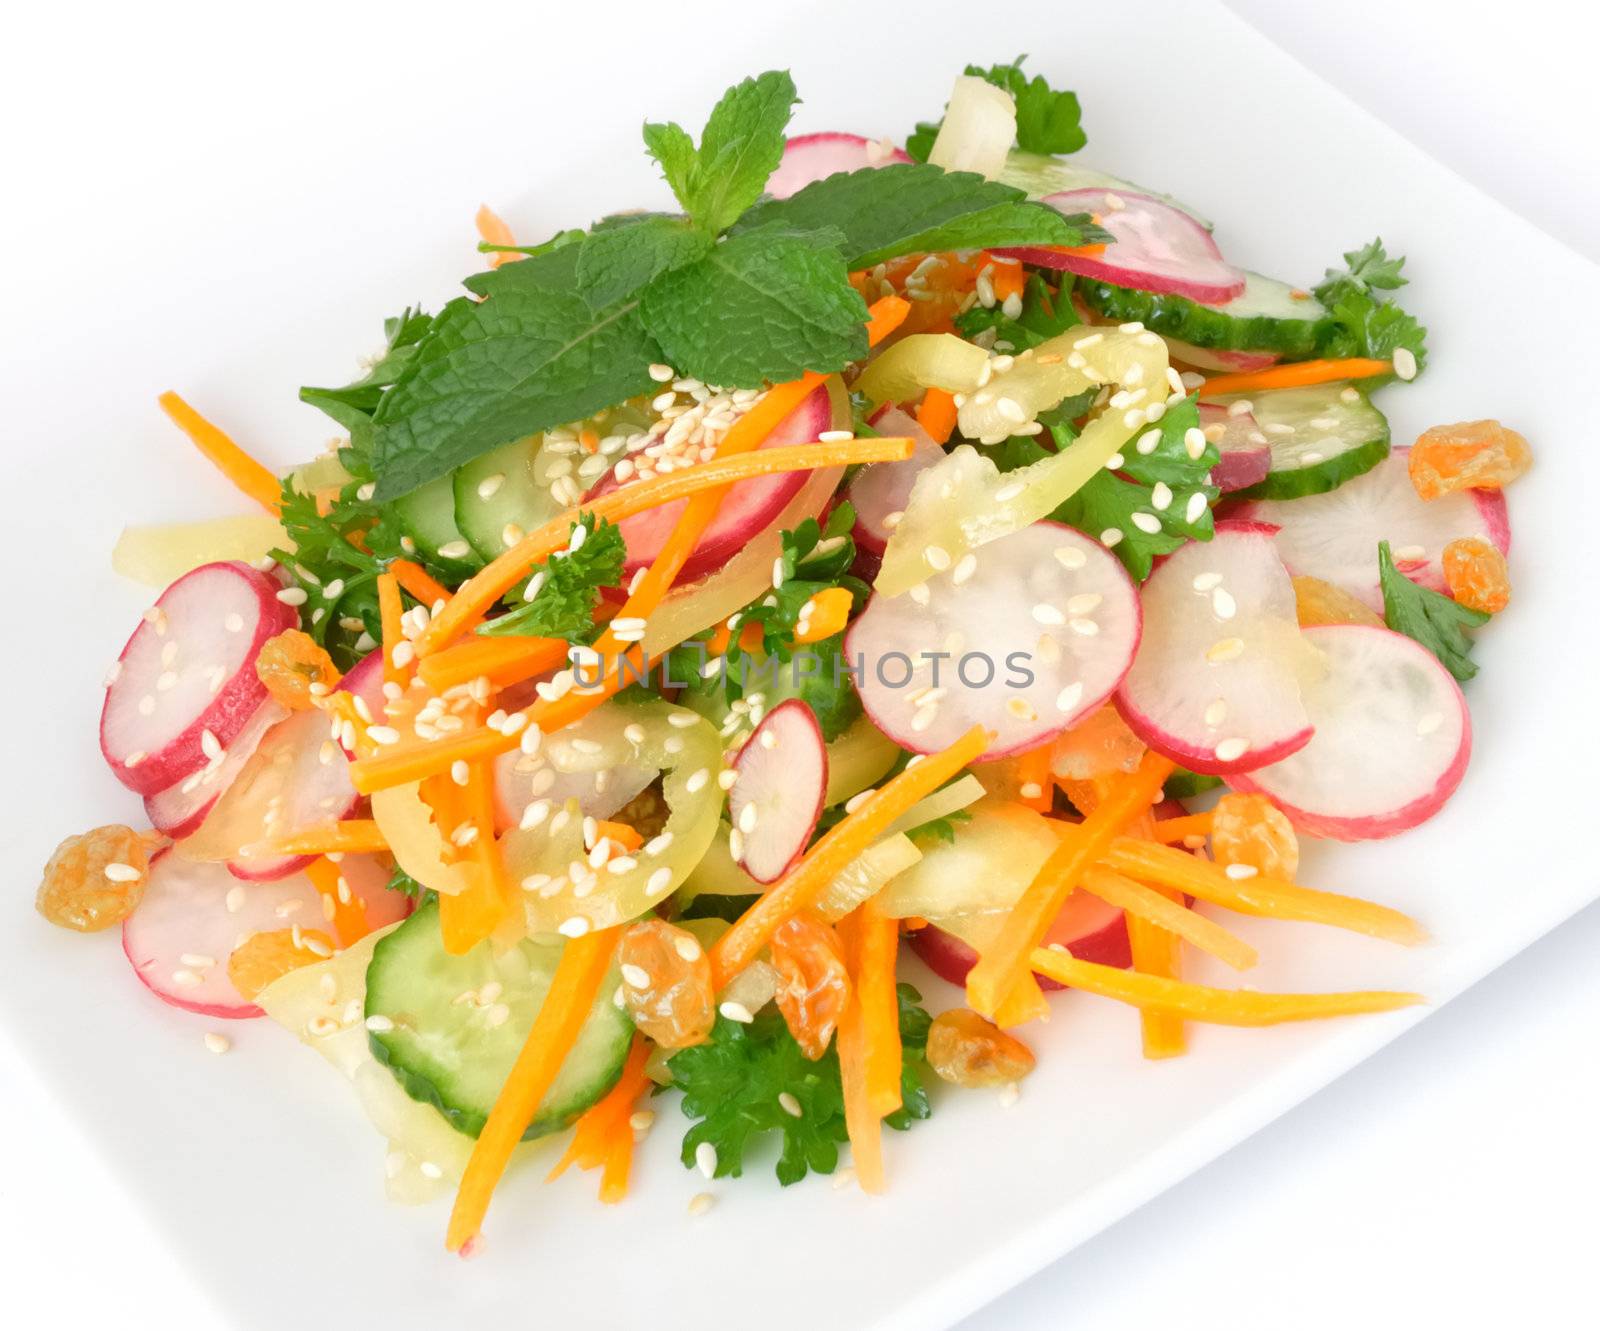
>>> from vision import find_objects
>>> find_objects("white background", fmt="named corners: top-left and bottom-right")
top-left (2, 2), bottom-right (1595, 1328)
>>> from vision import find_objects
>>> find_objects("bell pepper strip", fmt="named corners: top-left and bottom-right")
top-left (416, 634), bottom-right (570, 694)
top-left (546, 1034), bottom-right (653, 1203)
top-left (388, 558), bottom-right (454, 609)
top-left (1152, 811), bottom-right (1214, 845)
top-left (709, 725), bottom-right (989, 987)
top-left (1197, 358), bottom-right (1393, 399)
top-left (966, 751), bottom-right (1175, 1018)
top-left (446, 925), bottom-right (622, 1253)
top-left (1029, 948), bottom-right (1424, 1025)
top-left (414, 430), bottom-right (909, 658)
top-left (302, 855), bottom-right (371, 948)
top-left (792, 586), bottom-right (855, 645)
top-left (1094, 837), bottom-right (1428, 945)
top-left (260, 819), bottom-right (390, 857)
top-left (1122, 804), bottom-right (1186, 1059)
top-left (916, 386), bottom-right (959, 444)
top-left (863, 294), bottom-right (911, 347)
top-left (855, 898), bottom-right (903, 1117)
top-left (157, 391), bottom-right (281, 513)
top-left (834, 912), bottom-right (886, 1193)
top-left (376, 572), bottom-right (407, 688)
top-left (1080, 866), bottom-right (1257, 972)
top-left (475, 204), bottom-right (522, 268)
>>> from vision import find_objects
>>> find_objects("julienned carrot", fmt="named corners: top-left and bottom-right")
top-left (992, 970), bottom-right (1050, 1028)
top-left (793, 586), bottom-right (854, 645)
top-left (439, 764), bottom-right (512, 955)
top-left (388, 559), bottom-right (454, 609)
top-left (302, 855), bottom-right (371, 948)
top-left (864, 295), bottom-right (911, 347)
top-left (1081, 866), bottom-right (1257, 972)
top-left (917, 387), bottom-right (958, 444)
top-left (475, 204), bottom-right (522, 268)
top-left (413, 430), bottom-right (907, 658)
top-left (1094, 837), bottom-right (1428, 945)
top-left (1123, 805), bottom-right (1185, 1059)
top-left (966, 751), bottom-right (1175, 1019)
top-left (1013, 743), bottom-right (1055, 813)
top-left (446, 925), bottom-right (622, 1253)
top-left (1196, 358), bottom-right (1393, 399)
top-left (1029, 948), bottom-right (1424, 1025)
top-left (416, 634), bottom-right (570, 694)
top-left (855, 898), bottom-right (903, 1117)
top-left (376, 572), bottom-right (406, 688)
top-left (1152, 811), bottom-right (1213, 845)
top-left (546, 1034), bottom-right (653, 1202)
top-left (593, 820), bottom-right (644, 854)
top-left (709, 725), bottom-right (989, 986)
top-left (157, 392), bottom-right (281, 513)
top-left (835, 913), bottom-right (885, 1193)
top-left (261, 819), bottom-right (390, 857)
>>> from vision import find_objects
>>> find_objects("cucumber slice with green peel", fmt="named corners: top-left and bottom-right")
top-left (391, 475), bottom-right (481, 577)
top-left (1078, 272), bottom-right (1327, 358)
top-left (996, 151), bottom-right (1212, 229)
top-left (365, 898), bottom-right (632, 1139)
top-left (452, 437), bottom-right (564, 562)
top-left (1229, 383), bottom-right (1391, 501)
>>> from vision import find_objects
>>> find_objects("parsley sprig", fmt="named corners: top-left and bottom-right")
top-left (477, 513), bottom-right (626, 645)
top-left (1313, 239), bottom-right (1428, 374)
top-left (908, 56), bottom-right (1087, 162)
top-left (1378, 540), bottom-right (1489, 680)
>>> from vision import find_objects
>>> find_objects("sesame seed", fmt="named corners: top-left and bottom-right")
top-left (203, 1032), bottom-right (231, 1055)
top-left (621, 964), bottom-right (652, 990)
top-left (557, 916), bottom-right (591, 938)
top-left (925, 544), bottom-right (952, 572)
top-left (719, 1000), bottom-right (754, 1023)
top-left (695, 1141), bottom-right (718, 1178)
top-left (1053, 545), bottom-right (1087, 570)
top-left (1066, 593), bottom-right (1102, 616)
top-left (1212, 588), bottom-right (1237, 620)
top-left (224, 613), bottom-right (245, 633)
top-left (648, 363), bottom-right (676, 382)
top-left (437, 540), bottom-right (471, 560)
top-left (1031, 602), bottom-right (1065, 626)
top-left (1100, 527), bottom-right (1124, 548)
top-left (1019, 782), bottom-right (1044, 800)
top-left (1192, 572), bottom-right (1223, 592)
top-left (225, 886), bottom-right (245, 913)
top-left (1150, 482), bottom-right (1173, 511)
top-left (1206, 637), bottom-right (1245, 663)
top-left (1227, 399), bottom-right (1254, 417)
top-left (1214, 737), bottom-right (1250, 762)
top-left (484, 1002), bottom-right (512, 1028)
top-left (1104, 452), bottom-right (1126, 470)
top-left (366, 725), bottom-right (401, 746)
top-left (1300, 452), bottom-right (1325, 466)
top-left (778, 1091), bottom-right (803, 1118)
top-left (817, 429), bottom-right (855, 443)
top-left (1131, 512), bottom-right (1162, 535)
top-left (419, 1161), bottom-right (444, 1180)
top-left (1184, 492), bottom-right (1208, 524)
top-left (685, 768), bottom-right (709, 794)
top-left (997, 1082), bottom-right (1021, 1108)
top-left (995, 481), bottom-right (1025, 503)
top-left (1394, 544), bottom-right (1427, 562)
top-left (1204, 698), bottom-right (1228, 727)
top-left (276, 586), bottom-right (308, 606)
top-left (629, 1110), bottom-right (655, 1133)
top-left (1416, 712), bottom-right (1443, 736)
top-left (688, 1193), bottom-right (716, 1217)
top-left (104, 861), bottom-right (142, 883)
top-left (1223, 862), bottom-right (1259, 880)
top-left (647, 867), bottom-right (673, 895)
top-left (951, 553), bottom-right (978, 586)
top-left (1392, 347), bottom-right (1418, 381)
top-left (172, 969), bottom-right (202, 988)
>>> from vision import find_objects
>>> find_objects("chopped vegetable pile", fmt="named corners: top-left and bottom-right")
top-left (42, 58), bottom-right (1531, 1255)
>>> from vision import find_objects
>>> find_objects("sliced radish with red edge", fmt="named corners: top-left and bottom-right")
top-left (1199, 403), bottom-right (1272, 493)
top-left (1165, 338), bottom-right (1279, 375)
top-left (847, 407), bottom-right (946, 558)
top-left (100, 560), bottom-right (295, 795)
top-left (1227, 623), bottom-right (1471, 840)
top-left (333, 649), bottom-right (388, 757)
top-left (767, 132), bottom-right (911, 201)
top-left (1117, 521), bottom-right (1315, 775)
top-left (143, 699), bottom-right (288, 838)
top-left (728, 699), bottom-right (828, 883)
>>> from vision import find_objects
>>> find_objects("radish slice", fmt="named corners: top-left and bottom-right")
top-left (338, 852), bottom-right (414, 931)
top-left (100, 560), bottom-right (296, 795)
top-left (143, 699), bottom-right (288, 838)
top-left (1234, 449), bottom-right (1511, 612)
top-left (728, 699), bottom-right (828, 883)
top-left (1199, 403), bottom-right (1272, 493)
top-left (913, 896), bottom-right (1132, 992)
top-left (1228, 624), bottom-right (1471, 840)
top-left (122, 849), bottom-right (328, 1018)
top-left (585, 380), bottom-right (838, 587)
top-left (996, 189), bottom-right (1246, 305)
top-left (849, 522), bottom-right (1140, 761)
top-left (491, 750), bottom-right (655, 833)
top-left (1117, 522), bottom-right (1316, 775)
top-left (767, 132), bottom-right (910, 200)
top-left (847, 407), bottom-right (946, 557)
top-left (1164, 338), bottom-right (1279, 374)
top-left (333, 650), bottom-right (387, 756)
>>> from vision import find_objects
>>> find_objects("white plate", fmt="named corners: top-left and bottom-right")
top-left (3, 1), bottom-right (1598, 1328)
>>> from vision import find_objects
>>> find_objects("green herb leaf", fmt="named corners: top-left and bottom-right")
top-left (299, 306), bottom-right (432, 432)
top-left (641, 224), bottom-right (869, 387)
top-left (737, 163), bottom-right (1104, 269)
top-left (667, 986), bottom-right (933, 1185)
top-left (905, 807), bottom-right (973, 848)
top-left (1313, 238), bottom-right (1428, 374)
top-left (573, 215), bottom-right (711, 309)
top-left (477, 513), bottom-right (626, 644)
top-left (642, 122), bottom-right (698, 205)
top-left (907, 56), bottom-right (1086, 161)
top-left (1378, 540), bottom-right (1488, 681)
top-left (370, 240), bottom-right (660, 499)
top-left (955, 271), bottom-right (1080, 351)
top-left (1316, 238), bottom-right (1409, 299)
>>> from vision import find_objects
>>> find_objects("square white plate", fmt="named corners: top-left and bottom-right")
top-left (3, 2), bottom-right (1598, 1328)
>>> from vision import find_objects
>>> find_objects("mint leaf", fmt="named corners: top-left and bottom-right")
top-left (642, 121), bottom-right (698, 202)
top-left (908, 57), bottom-right (1086, 161)
top-left (641, 224), bottom-right (868, 386)
top-left (905, 121), bottom-right (940, 164)
top-left (300, 306), bottom-right (432, 432)
top-left (477, 514), bottom-right (626, 644)
top-left (1378, 540), bottom-right (1488, 681)
top-left (370, 239), bottom-right (659, 499)
top-left (573, 214), bottom-right (710, 309)
top-left (737, 164), bottom-right (1104, 268)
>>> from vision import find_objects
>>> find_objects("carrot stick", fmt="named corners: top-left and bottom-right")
top-left (1122, 805), bottom-right (1186, 1059)
top-left (157, 392), bottom-right (281, 513)
top-left (302, 855), bottom-right (371, 948)
top-left (414, 431), bottom-right (907, 658)
top-left (835, 912), bottom-right (885, 1193)
top-left (439, 763), bottom-right (512, 955)
top-left (1152, 811), bottom-right (1213, 845)
top-left (388, 558), bottom-right (454, 608)
top-left (376, 572), bottom-right (406, 688)
top-left (261, 819), bottom-right (390, 857)
top-left (416, 634), bottom-right (570, 694)
top-left (856, 898), bottom-right (903, 1117)
top-left (1197, 359), bottom-right (1393, 399)
top-left (864, 295), bottom-right (911, 347)
top-left (1029, 948), bottom-right (1424, 1025)
top-left (1013, 743), bottom-right (1055, 813)
top-left (966, 751), bottom-right (1174, 1018)
top-left (917, 387), bottom-right (959, 444)
top-left (446, 925), bottom-right (622, 1252)
top-left (475, 204), bottom-right (522, 268)
top-left (710, 726), bottom-right (989, 986)
top-left (992, 971), bottom-right (1051, 1028)
top-left (546, 1033), bottom-right (653, 1201)
top-left (1080, 866), bottom-right (1257, 971)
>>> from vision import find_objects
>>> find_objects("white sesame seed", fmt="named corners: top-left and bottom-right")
top-left (685, 768), bottom-right (709, 794)
top-left (557, 916), bottom-right (591, 938)
top-left (437, 540), bottom-right (471, 560)
top-left (1206, 637), bottom-right (1245, 663)
top-left (1054, 545), bottom-right (1087, 570)
top-left (203, 1032), bottom-right (231, 1055)
top-left (1066, 593), bottom-right (1102, 616)
top-left (477, 472), bottom-right (506, 500)
top-left (621, 963), bottom-right (652, 990)
top-left (276, 586), bottom-right (308, 607)
top-left (1394, 544), bottom-right (1427, 562)
top-left (1104, 452), bottom-right (1126, 470)
top-left (1055, 681), bottom-right (1084, 714)
top-left (777, 1091), bottom-right (803, 1118)
top-left (648, 363), bottom-right (676, 383)
top-left (224, 613), bottom-right (245, 633)
top-left (997, 1081), bottom-right (1021, 1108)
top-left (1214, 737), bottom-right (1250, 762)
top-left (719, 1000), bottom-right (754, 1023)
top-left (1100, 527), bottom-right (1124, 548)
top-left (647, 867), bottom-right (673, 895)
top-left (688, 1192), bottom-right (716, 1217)
top-left (366, 725), bottom-right (401, 746)
top-left (1131, 512), bottom-right (1162, 535)
top-left (1393, 347), bottom-right (1418, 381)
top-left (951, 553), bottom-right (978, 586)
top-left (1031, 602), bottom-right (1065, 626)
top-left (103, 861), bottom-right (142, 883)
top-left (1223, 862), bottom-right (1260, 880)
top-left (1192, 572), bottom-right (1224, 592)
top-left (695, 1141), bottom-right (718, 1178)
top-left (925, 544), bottom-right (952, 572)
top-left (1416, 712), bottom-right (1443, 736)
top-left (1185, 492), bottom-right (1209, 524)
top-left (1212, 588), bottom-right (1237, 620)
top-left (1204, 698), bottom-right (1228, 727)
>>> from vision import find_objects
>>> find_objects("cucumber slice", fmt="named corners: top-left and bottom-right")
top-left (1078, 272), bottom-right (1327, 358)
top-left (1229, 383), bottom-right (1390, 500)
top-left (452, 438), bottom-right (564, 562)
top-left (1164, 767), bottom-right (1223, 800)
top-left (391, 475), bottom-right (481, 577)
top-left (997, 151), bottom-right (1212, 230)
top-left (365, 898), bottom-right (632, 1139)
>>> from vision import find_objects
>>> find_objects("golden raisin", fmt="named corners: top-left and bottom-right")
top-left (1292, 575), bottom-right (1385, 629)
top-left (255, 630), bottom-right (340, 710)
top-left (1409, 420), bottom-right (1532, 500)
top-left (226, 928), bottom-right (336, 1001)
top-left (1441, 537), bottom-right (1511, 614)
top-left (36, 825), bottom-right (153, 932)
top-left (1211, 792), bottom-right (1299, 881)
top-left (617, 918), bottom-right (715, 1049)
top-left (769, 912), bottom-right (851, 1060)
top-left (1053, 704), bottom-right (1145, 782)
top-left (926, 1009), bottom-right (1036, 1087)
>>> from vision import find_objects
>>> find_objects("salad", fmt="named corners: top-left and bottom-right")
top-left (38, 59), bottom-right (1530, 1254)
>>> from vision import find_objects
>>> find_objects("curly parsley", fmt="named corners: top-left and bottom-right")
top-left (1313, 239), bottom-right (1428, 375)
top-left (476, 513), bottom-right (626, 645)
